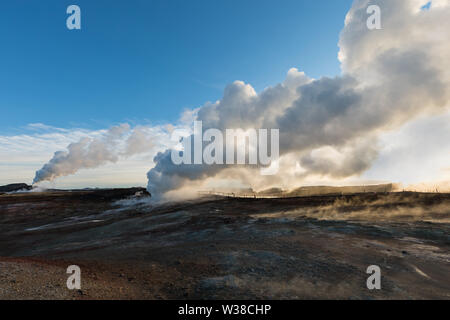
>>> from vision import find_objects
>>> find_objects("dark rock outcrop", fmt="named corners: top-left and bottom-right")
top-left (0, 183), bottom-right (32, 193)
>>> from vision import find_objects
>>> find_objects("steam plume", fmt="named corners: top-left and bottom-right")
top-left (32, 0), bottom-right (450, 195)
top-left (147, 0), bottom-right (450, 197)
top-left (33, 124), bottom-right (157, 184)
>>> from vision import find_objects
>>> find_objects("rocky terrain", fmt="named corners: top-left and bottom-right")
top-left (0, 183), bottom-right (32, 194)
top-left (0, 188), bottom-right (449, 299)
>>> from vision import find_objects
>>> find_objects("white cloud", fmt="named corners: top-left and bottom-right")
top-left (2, 0), bottom-right (450, 194)
top-left (146, 0), bottom-right (450, 196)
top-left (363, 110), bottom-right (450, 185)
top-left (0, 123), bottom-right (175, 187)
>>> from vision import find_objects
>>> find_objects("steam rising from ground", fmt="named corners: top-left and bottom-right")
top-left (31, 0), bottom-right (450, 197)
top-left (253, 193), bottom-right (450, 224)
top-left (33, 124), bottom-right (161, 184)
top-left (146, 0), bottom-right (450, 197)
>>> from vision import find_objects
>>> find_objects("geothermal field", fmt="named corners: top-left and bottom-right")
top-left (0, 186), bottom-right (449, 299)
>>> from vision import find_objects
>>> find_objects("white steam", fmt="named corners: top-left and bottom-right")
top-left (32, 0), bottom-right (450, 196)
top-left (146, 0), bottom-right (450, 197)
top-left (33, 124), bottom-right (160, 184)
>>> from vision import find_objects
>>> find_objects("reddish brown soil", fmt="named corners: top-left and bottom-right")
top-left (0, 190), bottom-right (449, 299)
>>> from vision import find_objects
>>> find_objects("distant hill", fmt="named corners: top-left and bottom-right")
top-left (202, 184), bottom-right (394, 198)
top-left (286, 184), bottom-right (393, 197)
top-left (257, 187), bottom-right (284, 196)
top-left (0, 183), bottom-right (32, 193)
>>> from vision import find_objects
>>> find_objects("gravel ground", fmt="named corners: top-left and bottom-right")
top-left (0, 190), bottom-right (449, 299)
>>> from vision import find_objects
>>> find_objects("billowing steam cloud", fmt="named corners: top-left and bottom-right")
top-left (146, 0), bottom-right (450, 197)
top-left (33, 124), bottom-right (158, 184)
top-left (33, 0), bottom-right (450, 196)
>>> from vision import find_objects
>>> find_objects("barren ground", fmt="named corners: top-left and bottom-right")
top-left (0, 189), bottom-right (449, 299)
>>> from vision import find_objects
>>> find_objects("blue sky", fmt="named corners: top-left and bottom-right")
top-left (0, 0), bottom-right (352, 134)
top-left (1, 0), bottom-right (449, 190)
